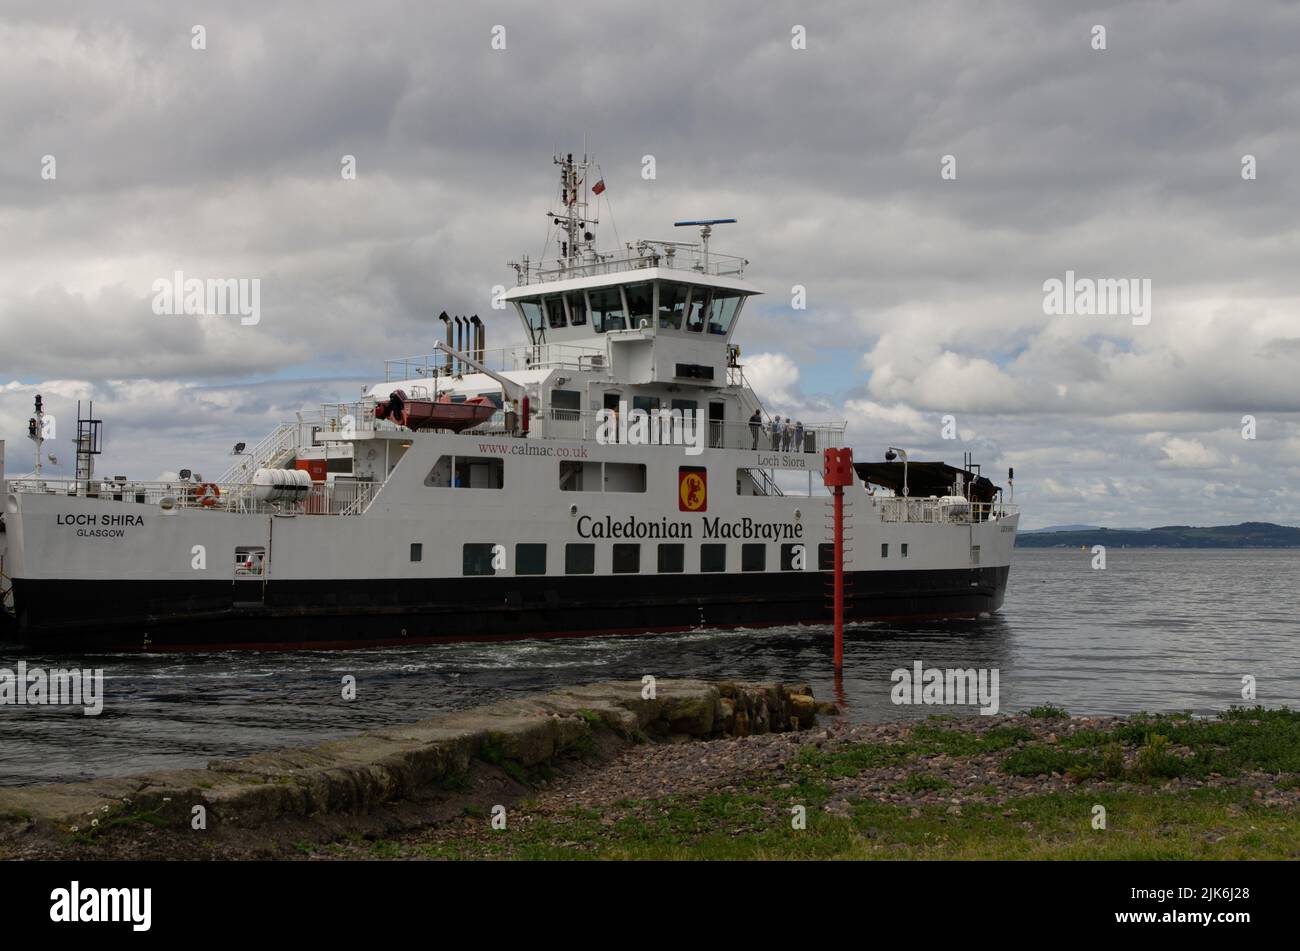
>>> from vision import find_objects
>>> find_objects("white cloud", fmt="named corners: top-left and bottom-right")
top-left (1158, 437), bottom-right (1224, 469)
top-left (742, 352), bottom-right (800, 407)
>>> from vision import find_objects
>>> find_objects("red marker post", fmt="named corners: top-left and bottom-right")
top-left (822, 447), bottom-right (855, 670)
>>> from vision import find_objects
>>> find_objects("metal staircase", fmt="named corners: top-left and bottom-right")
top-left (748, 467), bottom-right (785, 497)
top-left (215, 422), bottom-right (302, 510)
top-left (218, 422), bottom-right (300, 485)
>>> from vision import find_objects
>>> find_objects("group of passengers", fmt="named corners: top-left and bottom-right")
top-left (748, 410), bottom-right (806, 452)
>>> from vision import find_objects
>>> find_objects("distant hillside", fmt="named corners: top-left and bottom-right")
top-left (1020, 524), bottom-right (1102, 534)
top-left (1016, 522), bottom-right (1300, 548)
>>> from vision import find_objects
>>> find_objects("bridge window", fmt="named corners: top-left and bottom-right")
top-left (544, 295), bottom-right (567, 329)
top-left (565, 290), bottom-right (587, 326)
top-left (685, 288), bottom-right (711, 332)
top-left (624, 282), bottom-right (653, 328)
top-left (658, 282), bottom-right (688, 330)
top-left (517, 298), bottom-right (543, 335)
top-left (589, 286), bottom-right (626, 332)
top-left (708, 290), bottom-right (743, 335)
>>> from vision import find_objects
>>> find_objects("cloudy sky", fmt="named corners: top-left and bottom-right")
top-left (2, 0), bottom-right (1298, 529)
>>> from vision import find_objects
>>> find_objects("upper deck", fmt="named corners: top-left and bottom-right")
top-left (511, 242), bottom-right (749, 287)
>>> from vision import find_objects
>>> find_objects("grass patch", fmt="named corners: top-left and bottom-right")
top-left (355, 707), bottom-right (1300, 861)
top-left (407, 785), bottom-right (1299, 861)
top-left (898, 774), bottom-right (953, 793)
top-left (1026, 705), bottom-right (1069, 719)
top-left (1002, 746), bottom-right (1094, 778)
top-left (1059, 729), bottom-right (1112, 749)
top-left (909, 723), bottom-right (1035, 756)
top-left (1109, 707), bottom-right (1300, 778)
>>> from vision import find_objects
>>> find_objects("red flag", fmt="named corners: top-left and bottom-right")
top-left (591, 179), bottom-right (605, 195)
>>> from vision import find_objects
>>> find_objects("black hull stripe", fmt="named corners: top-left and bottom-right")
top-left (5, 567), bottom-right (1010, 652)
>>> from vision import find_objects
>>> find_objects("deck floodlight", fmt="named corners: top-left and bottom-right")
top-left (886, 447), bottom-right (910, 497)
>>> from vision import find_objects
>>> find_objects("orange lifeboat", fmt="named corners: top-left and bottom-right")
top-left (374, 390), bottom-right (496, 433)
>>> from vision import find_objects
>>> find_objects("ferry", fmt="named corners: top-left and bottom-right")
top-left (0, 154), bottom-right (1018, 652)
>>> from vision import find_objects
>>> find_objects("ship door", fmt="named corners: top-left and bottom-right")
top-left (603, 392), bottom-right (622, 441)
top-left (708, 401), bottom-right (725, 449)
top-left (233, 546), bottom-right (267, 604)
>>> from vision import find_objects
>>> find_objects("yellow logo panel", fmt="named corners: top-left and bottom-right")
top-left (679, 467), bottom-right (707, 512)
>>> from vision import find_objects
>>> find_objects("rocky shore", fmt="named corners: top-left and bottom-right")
top-left (0, 678), bottom-right (822, 859)
top-left (3, 687), bottom-right (1297, 860)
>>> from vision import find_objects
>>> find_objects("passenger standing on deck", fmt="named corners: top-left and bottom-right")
top-left (749, 409), bottom-right (762, 449)
top-left (771, 415), bottom-right (783, 450)
top-left (794, 420), bottom-right (805, 452)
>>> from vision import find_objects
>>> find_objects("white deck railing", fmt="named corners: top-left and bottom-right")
top-left (384, 343), bottom-right (606, 382)
top-left (517, 246), bottom-right (748, 285)
top-left (8, 478), bottom-right (380, 516)
top-left (871, 496), bottom-right (1016, 524)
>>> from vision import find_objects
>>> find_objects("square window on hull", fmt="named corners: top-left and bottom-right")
top-left (658, 543), bottom-right (684, 573)
top-left (701, 544), bottom-right (726, 573)
top-left (463, 543), bottom-right (497, 576)
top-left (612, 543), bottom-right (641, 574)
top-left (516, 543), bottom-right (546, 575)
top-left (566, 543), bottom-right (595, 575)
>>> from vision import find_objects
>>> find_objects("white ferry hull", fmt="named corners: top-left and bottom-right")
top-left (3, 435), bottom-right (1017, 652)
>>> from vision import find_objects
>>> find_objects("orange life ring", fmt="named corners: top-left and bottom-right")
top-left (194, 482), bottom-right (221, 507)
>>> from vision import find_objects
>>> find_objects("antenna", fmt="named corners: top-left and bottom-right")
top-left (548, 152), bottom-right (600, 272)
top-left (27, 392), bottom-right (44, 477)
top-left (673, 218), bottom-right (736, 272)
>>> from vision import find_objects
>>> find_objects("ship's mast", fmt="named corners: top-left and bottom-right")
top-left (550, 152), bottom-right (599, 272)
top-left (27, 393), bottom-right (44, 477)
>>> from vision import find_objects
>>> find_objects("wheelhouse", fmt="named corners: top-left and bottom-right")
top-left (506, 274), bottom-right (756, 345)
